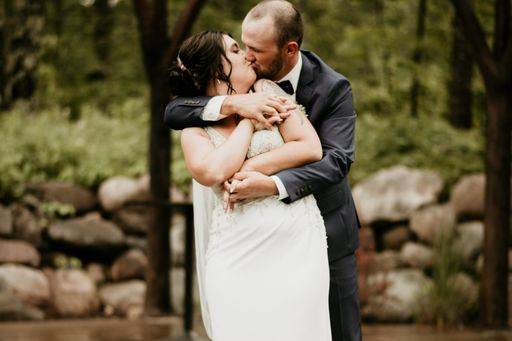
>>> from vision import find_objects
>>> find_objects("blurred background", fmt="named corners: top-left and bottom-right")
top-left (0, 0), bottom-right (511, 339)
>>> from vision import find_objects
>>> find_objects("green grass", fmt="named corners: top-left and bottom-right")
top-left (415, 232), bottom-right (479, 327)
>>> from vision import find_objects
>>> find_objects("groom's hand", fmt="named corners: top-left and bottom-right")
top-left (222, 93), bottom-right (295, 129)
top-left (223, 171), bottom-right (278, 203)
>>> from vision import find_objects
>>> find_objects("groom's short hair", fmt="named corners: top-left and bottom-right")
top-left (246, 0), bottom-right (303, 48)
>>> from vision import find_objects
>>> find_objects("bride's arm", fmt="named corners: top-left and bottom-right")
top-left (240, 109), bottom-right (322, 175)
top-left (237, 81), bottom-right (322, 175)
top-left (181, 119), bottom-right (254, 187)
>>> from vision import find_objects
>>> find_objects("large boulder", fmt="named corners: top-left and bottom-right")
top-left (0, 205), bottom-right (13, 237)
top-left (448, 272), bottom-right (478, 309)
top-left (382, 226), bottom-right (410, 250)
top-left (363, 269), bottom-right (433, 322)
top-left (110, 249), bottom-right (147, 281)
top-left (125, 235), bottom-right (147, 251)
top-left (170, 185), bottom-right (191, 204)
top-left (49, 269), bottom-right (99, 317)
top-left (114, 201), bottom-right (189, 238)
top-left (171, 267), bottom-right (201, 315)
top-left (11, 204), bottom-right (42, 245)
top-left (453, 221), bottom-right (484, 262)
top-left (353, 166), bottom-right (444, 225)
top-left (98, 176), bottom-right (150, 212)
top-left (0, 264), bottom-right (50, 307)
top-left (0, 239), bottom-right (40, 267)
top-left (171, 213), bottom-right (186, 266)
top-left (26, 181), bottom-right (97, 213)
top-left (409, 204), bottom-right (456, 245)
top-left (86, 263), bottom-right (107, 285)
top-left (358, 227), bottom-right (376, 252)
top-left (113, 206), bottom-right (151, 235)
top-left (47, 212), bottom-right (125, 250)
top-left (98, 280), bottom-right (146, 318)
top-left (400, 242), bottom-right (434, 269)
top-left (372, 250), bottom-right (402, 271)
top-left (450, 174), bottom-right (484, 218)
top-left (0, 290), bottom-right (45, 321)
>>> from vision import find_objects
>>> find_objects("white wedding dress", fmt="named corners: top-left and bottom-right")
top-left (192, 84), bottom-right (331, 341)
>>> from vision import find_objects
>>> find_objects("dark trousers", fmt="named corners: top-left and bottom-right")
top-left (329, 253), bottom-right (362, 341)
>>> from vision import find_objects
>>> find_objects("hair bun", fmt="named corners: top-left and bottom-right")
top-left (168, 62), bottom-right (200, 97)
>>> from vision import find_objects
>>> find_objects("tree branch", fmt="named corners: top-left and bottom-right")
top-left (499, 0), bottom-right (512, 79)
top-left (133, 0), bottom-right (153, 51)
top-left (451, 0), bottom-right (498, 80)
top-left (133, 0), bottom-right (170, 76)
top-left (162, 0), bottom-right (208, 69)
top-left (494, 0), bottom-right (510, 59)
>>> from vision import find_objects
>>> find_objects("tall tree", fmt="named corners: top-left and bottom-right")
top-left (448, 10), bottom-right (474, 129)
top-left (410, 0), bottom-right (427, 117)
top-left (451, 0), bottom-right (512, 328)
top-left (133, 0), bottom-right (207, 315)
top-left (92, 0), bottom-right (115, 78)
top-left (0, 0), bottom-right (44, 109)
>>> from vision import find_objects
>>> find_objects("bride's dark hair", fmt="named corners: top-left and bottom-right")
top-left (168, 31), bottom-right (236, 97)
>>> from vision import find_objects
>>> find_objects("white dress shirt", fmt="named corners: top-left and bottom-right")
top-left (201, 54), bottom-right (304, 200)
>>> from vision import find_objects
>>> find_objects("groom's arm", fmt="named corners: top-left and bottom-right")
top-left (164, 94), bottom-right (292, 130)
top-left (277, 78), bottom-right (356, 203)
top-left (238, 78), bottom-right (355, 203)
top-left (164, 96), bottom-right (225, 130)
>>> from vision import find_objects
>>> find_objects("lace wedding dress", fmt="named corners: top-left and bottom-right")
top-left (192, 83), bottom-right (331, 341)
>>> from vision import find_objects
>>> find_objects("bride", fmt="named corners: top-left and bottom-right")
top-left (169, 31), bottom-right (331, 341)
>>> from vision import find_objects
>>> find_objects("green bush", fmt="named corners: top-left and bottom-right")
top-left (0, 100), bottom-right (193, 199)
top-left (0, 99), bottom-right (485, 200)
top-left (352, 113), bottom-right (484, 189)
top-left (0, 100), bottom-right (149, 198)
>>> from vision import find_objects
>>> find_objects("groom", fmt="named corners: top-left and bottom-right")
top-left (164, 1), bottom-right (362, 340)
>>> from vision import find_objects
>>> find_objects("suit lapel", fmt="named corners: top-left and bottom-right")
top-left (296, 52), bottom-right (315, 119)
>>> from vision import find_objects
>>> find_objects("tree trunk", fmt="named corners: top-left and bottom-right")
top-left (410, 0), bottom-right (427, 117)
top-left (133, 0), bottom-right (207, 316)
top-left (133, 0), bottom-right (172, 316)
top-left (448, 14), bottom-right (473, 128)
top-left (0, 0), bottom-right (43, 109)
top-left (481, 84), bottom-right (511, 327)
top-left (145, 71), bottom-right (172, 315)
top-left (450, 0), bottom-right (511, 327)
top-left (92, 0), bottom-right (114, 78)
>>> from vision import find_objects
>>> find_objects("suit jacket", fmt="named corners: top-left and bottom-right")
top-left (164, 50), bottom-right (360, 261)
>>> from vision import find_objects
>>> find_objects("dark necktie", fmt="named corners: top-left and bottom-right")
top-left (276, 80), bottom-right (294, 95)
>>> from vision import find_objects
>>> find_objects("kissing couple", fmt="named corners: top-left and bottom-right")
top-left (164, 1), bottom-right (361, 340)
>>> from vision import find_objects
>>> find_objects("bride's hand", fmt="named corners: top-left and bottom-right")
top-left (250, 118), bottom-right (275, 131)
top-left (224, 93), bottom-right (295, 129)
top-left (223, 179), bottom-right (241, 212)
top-left (247, 116), bottom-right (283, 131)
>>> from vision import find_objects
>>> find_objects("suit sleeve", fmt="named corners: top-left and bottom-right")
top-left (276, 78), bottom-right (356, 204)
top-left (163, 96), bottom-right (213, 130)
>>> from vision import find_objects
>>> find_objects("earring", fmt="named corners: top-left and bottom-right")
top-left (216, 79), bottom-right (221, 85)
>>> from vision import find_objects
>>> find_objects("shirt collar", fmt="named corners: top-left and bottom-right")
top-left (277, 53), bottom-right (302, 93)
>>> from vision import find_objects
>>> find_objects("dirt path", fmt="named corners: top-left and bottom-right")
top-left (1, 318), bottom-right (512, 341)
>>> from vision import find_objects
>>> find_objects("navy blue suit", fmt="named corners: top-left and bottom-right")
top-left (164, 50), bottom-right (362, 341)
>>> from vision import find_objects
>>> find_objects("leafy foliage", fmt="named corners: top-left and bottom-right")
top-left (353, 112), bottom-right (484, 187)
top-left (0, 0), bottom-right (494, 199)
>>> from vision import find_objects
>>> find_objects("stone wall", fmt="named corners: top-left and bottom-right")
top-left (0, 175), bottom-right (196, 321)
top-left (353, 166), bottom-right (505, 322)
top-left (0, 167), bottom-right (508, 323)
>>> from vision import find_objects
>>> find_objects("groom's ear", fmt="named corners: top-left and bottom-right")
top-left (284, 41), bottom-right (299, 56)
